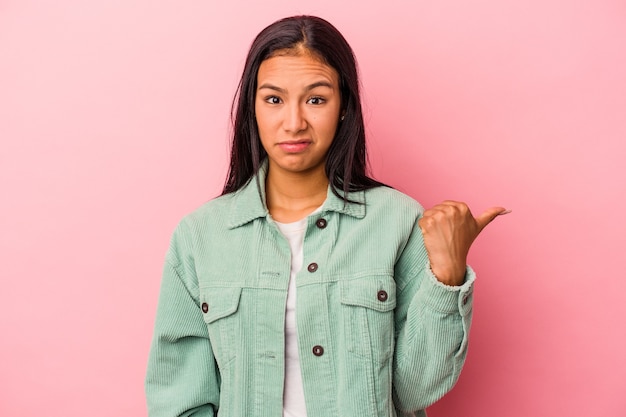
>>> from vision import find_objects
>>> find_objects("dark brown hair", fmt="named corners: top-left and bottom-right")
top-left (222, 15), bottom-right (385, 200)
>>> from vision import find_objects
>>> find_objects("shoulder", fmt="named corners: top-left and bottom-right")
top-left (165, 193), bottom-right (238, 262)
top-left (354, 186), bottom-right (424, 236)
top-left (168, 193), bottom-right (237, 245)
top-left (364, 186), bottom-right (424, 217)
top-left (188, 193), bottom-right (234, 220)
top-left (177, 193), bottom-right (236, 234)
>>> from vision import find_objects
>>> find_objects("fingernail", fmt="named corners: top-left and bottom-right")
top-left (499, 209), bottom-right (512, 215)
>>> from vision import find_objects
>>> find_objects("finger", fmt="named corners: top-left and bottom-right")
top-left (417, 216), bottom-right (431, 234)
top-left (427, 200), bottom-right (470, 216)
top-left (475, 207), bottom-right (510, 232)
top-left (436, 200), bottom-right (464, 208)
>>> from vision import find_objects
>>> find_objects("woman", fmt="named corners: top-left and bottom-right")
top-left (146, 15), bottom-right (508, 417)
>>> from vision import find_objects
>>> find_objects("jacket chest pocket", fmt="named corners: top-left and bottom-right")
top-left (340, 275), bottom-right (397, 364)
top-left (199, 286), bottom-right (243, 369)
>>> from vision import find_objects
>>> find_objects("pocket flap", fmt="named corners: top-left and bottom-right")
top-left (340, 275), bottom-right (396, 312)
top-left (200, 287), bottom-right (243, 324)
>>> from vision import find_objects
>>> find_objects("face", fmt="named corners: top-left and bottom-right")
top-left (255, 53), bottom-right (342, 177)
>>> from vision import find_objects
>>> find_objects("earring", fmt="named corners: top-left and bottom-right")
top-left (340, 115), bottom-right (345, 121)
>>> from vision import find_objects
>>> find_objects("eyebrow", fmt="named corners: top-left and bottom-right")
top-left (257, 81), bottom-right (335, 93)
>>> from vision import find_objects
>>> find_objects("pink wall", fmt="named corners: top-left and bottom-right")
top-left (1, 1), bottom-right (625, 416)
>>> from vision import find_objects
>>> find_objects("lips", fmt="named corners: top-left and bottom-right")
top-left (277, 140), bottom-right (312, 153)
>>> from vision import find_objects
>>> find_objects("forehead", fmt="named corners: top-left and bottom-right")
top-left (257, 54), bottom-right (339, 86)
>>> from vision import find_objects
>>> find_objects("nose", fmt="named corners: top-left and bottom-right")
top-left (282, 103), bottom-right (307, 133)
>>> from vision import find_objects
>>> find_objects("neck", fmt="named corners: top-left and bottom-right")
top-left (265, 164), bottom-right (329, 223)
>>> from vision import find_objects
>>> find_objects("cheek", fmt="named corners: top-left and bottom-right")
top-left (321, 106), bottom-right (341, 135)
top-left (255, 112), bottom-right (277, 149)
top-left (322, 118), bottom-right (340, 139)
top-left (254, 111), bottom-right (269, 134)
top-left (255, 106), bottom-right (278, 128)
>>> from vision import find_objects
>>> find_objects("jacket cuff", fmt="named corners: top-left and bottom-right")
top-left (417, 264), bottom-right (475, 317)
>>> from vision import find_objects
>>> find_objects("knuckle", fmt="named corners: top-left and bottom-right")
top-left (419, 216), bottom-right (434, 228)
top-left (431, 211), bottom-right (445, 222)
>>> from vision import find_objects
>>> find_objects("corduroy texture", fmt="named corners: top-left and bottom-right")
top-left (146, 166), bottom-right (474, 417)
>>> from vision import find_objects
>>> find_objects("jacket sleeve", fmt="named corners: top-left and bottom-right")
top-left (145, 221), bottom-right (220, 417)
top-left (392, 220), bottom-right (475, 413)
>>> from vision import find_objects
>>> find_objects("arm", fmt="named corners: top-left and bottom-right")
top-left (392, 223), bottom-right (474, 412)
top-left (145, 223), bottom-right (220, 417)
top-left (392, 201), bottom-right (508, 411)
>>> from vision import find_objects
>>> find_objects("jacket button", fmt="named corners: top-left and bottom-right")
top-left (377, 290), bottom-right (388, 302)
top-left (201, 302), bottom-right (209, 313)
top-left (312, 345), bottom-right (324, 356)
top-left (315, 218), bottom-right (327, 229)
top-left (307, 263), bottom-right (318, 273)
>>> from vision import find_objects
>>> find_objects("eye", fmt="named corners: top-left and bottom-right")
top-left (264, 96), bottom-right (282, 104)
top-left (307, 96), bottom-right (326, 105)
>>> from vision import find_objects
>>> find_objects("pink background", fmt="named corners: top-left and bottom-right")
top-left (1, 0), bottom-right (625, 416)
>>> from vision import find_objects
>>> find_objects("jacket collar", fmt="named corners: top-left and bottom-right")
top-left (227, 161), bottom-right (366, 229)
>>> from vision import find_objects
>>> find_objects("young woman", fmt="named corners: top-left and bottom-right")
top-left (146, 15), bottom-right (508, 417)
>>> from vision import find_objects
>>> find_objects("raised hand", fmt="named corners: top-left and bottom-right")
top-left (418, 201), bottom-right (510, 286)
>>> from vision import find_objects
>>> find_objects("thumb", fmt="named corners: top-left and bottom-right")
top-left (475, 207), bottom-right (511, 232)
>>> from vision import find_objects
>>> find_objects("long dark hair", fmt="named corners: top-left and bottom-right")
top-left (222, 15), bottom-right (386, 201)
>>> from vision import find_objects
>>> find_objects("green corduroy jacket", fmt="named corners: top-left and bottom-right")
top-left (146, 166), bottom-right (474, 417)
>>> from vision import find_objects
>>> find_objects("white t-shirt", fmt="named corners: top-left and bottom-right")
top-left (274, 214), bottom-right (310, 417)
